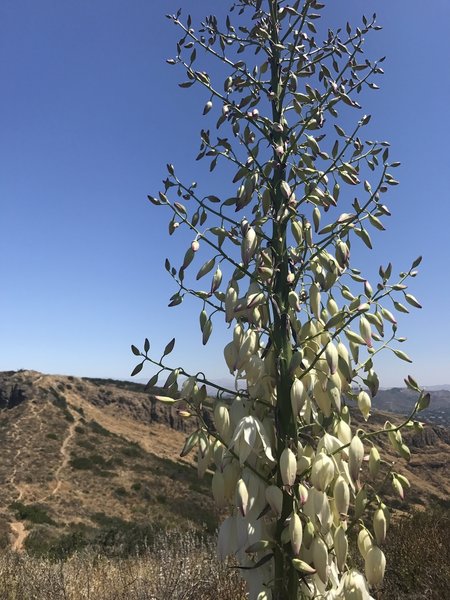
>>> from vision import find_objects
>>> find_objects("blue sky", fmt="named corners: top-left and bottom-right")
top-left (0, 0), bottom-right (449, 388)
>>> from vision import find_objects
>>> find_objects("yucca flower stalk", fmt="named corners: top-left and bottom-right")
top-left (132, 1), bottom-right (428, 598)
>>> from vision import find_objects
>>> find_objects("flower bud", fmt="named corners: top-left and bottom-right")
top-left (327, 297), bottom-right (339, 316)
top-left (365, 546), bottom-right (386, 587)
top-left (290, 378), bottom-right (306, 416)
top-left (236, 478), bottom-right (249, 517)
top-left (358, 390), bottom-right (371, 421)
top-left (223, 341), bottom-right (238, 374)
top-left (310, 283), bottom-right (321, 319)
top-left (280, 180), bottom-right (292, 199)
top-left (265, 485), bottom-right (283, 517)
top-left (289, 513), bottom-right (303, 555)
top-left (241, 227), bottom-right (257, 266)
top-left (191, 240), bottom-right (200, 252)
top-left (359, 316), bottom-right (373, 348)
top-left (280, 448), bottom-right (297, 487)
top-left (333, 475), bottom-right (350, 517)
top-left (341, 570), bottom-right (370, 600)
top-left (214, 404), bottom-right (231, 443)
top-left (312, 536), bottom-right (328, 584)
top-left (298, 483), bottom-right (308, 505)
top-left (334, 419), bottom-right (352, 446)
top-left (203, 100), bottom-right (213, 115)
top-left (349, 435), bottom-right (364, 483)
top-left (325, 343), bottom-right (339, 375)
top-left (303, 520), bottom-right (315, 549)
top-left (310, 452), bottom-right (335, 492)
top-left (334, 525), bottom-right (348, 571)
top-left (373, 507), bottom-right (388, 545)
top-left (357, 528), bottom-right (373, 559)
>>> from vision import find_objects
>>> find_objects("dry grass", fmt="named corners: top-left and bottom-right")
top-left (0, 530), bottom-right (246, 600)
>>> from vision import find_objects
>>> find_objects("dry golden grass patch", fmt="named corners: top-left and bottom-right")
top-left (0, 530), bottom-right (246, 600)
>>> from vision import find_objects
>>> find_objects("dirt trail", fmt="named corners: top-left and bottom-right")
top-left (49, 406), bottom-right (81, 497)
top-left (10, 521), bottom-right (27, 553)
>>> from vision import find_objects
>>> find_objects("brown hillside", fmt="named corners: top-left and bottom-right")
top-left (0, 370), bottom-right (448, 555)
top-left (0, 370), bottom-right (216, 554)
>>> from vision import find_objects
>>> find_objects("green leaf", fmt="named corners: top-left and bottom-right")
top-left (144, 338), bottom-right (150, 353)
top-left (162, 338), bottom-right (176, 358)
top-left (130, 362), bottom-right (144, 377)
top-left (131, 345), bottom-right (141, 356)
top-left (145, 373), bottom-right (159, 389)
top-left (417, 392), bottom-right (430, 412)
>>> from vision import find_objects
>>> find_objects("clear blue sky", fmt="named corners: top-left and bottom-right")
top-left (0, 0), bottom-right (449, 387)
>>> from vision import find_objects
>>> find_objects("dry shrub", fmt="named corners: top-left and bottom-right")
top-left (0, 530), bottom-right (246, 600)
top-left (380, 506), bottom-right (450, 599)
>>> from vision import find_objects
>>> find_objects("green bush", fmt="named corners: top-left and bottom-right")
top-left (10, 502), bottom-right (56, 526)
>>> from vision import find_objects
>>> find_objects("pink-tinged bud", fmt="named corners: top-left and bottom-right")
top-left (222, 104), bottom-right (230, 116)
top-left (310, 452), bottom-right (335, 492)
top-left (241, 227), bottom-right (257, 266)
top-left (173, 222), bottom-right (180, 229)
top-left (365, 546), bottom-right (386, 587)
top-left (357, 528), bottom-right (373, 559)
top-left (349, 435), bottom-right (364, 483)
top-left (358, 390), bottom-right (371, 421)
top-left (212, 471), bottom-right (226, 509)
top-left (381, 307), bottom-right (397, 325)
top-left (298, 483), bottom-right (308, 505)
top-left (286, 271), bottom-right (295, 284)
top-left (312, 536), bottom-right (329, 584)
top-left (325, 343), bottom-right (339, 375)
top-left (275, 144), bottom-right (284, 157)
top-left (334, 525), bottom-right (348, 572)
top-left (359, 316), bottom-right (372, 348)
top-left (373, 507), bottom-right (387, 545)
top-left (280, 448), bottom-right (297, 487)
top-left (280, 180), bottom-right (292, 199)
top-left (252, 108), bottom-right (259, 118)
top-left (333, 475), bottom-right (350, 517)
top-left (191, 240), bottom-right (200, 252)
top-left (236, 478), bottom-right (249, 516)
top-left (289, 513), bottom-right (303, 555)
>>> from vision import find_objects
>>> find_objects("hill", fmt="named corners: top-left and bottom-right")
top-left (0, 370), bottom-right (216, 555)
top-left (0, 369), bottom-right (448, 556)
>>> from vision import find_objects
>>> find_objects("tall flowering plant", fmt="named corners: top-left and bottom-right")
top-left (132, 1), bottom-right (427, 598)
